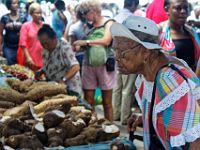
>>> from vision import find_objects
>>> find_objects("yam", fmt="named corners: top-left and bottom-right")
top-left (59, 119), bottom-right (85, 138)
top-left (0, 101), bottom-right (15, 108)
top-left (34, 96), bottom-right (77, 114)
top-left (19, 135), bottom-right (43, 150)
top-left (110, 140), bottom-right (126, 150)
top-left (3, 101), bottom-right (35, 118)
top-left (80, 126), bottom-right (102, 143)
top-left (6, 78), bottom-right (33, 93)
top-left (47, 127), bottom-right (68, 142)
top-left (64, 134), bottom-right (86, 147)
top-left (6, 134), bottom-right (24, 148)
top-left (25, 83), bottom-right (67, 101)
top-left (0, 88), bottom-right (25, 104)
top-left (6, 118), bottom-right (32, 132)
top-left (2, 126), bottom-right (21, 137)
top-left (43, 110), bottom-right (65, 128)
top-left (45, 102), bottom-right (71, 114)
top-left (44, 94), bottom-right (68, 100)
top-left (48, 136), bottom-right (63, 147)
top-left (24, 119), bottom-right (37, 126)
top-left (0, 108), bottom-right (6, 114)
top-left (47, 128), bottom-right (57, 138)
top-left (0, 122), bottom-right (5, 137)
top-left (32, 122), bottom-right (48, 145)
top-left (27, 81), bottom-right (52, 91)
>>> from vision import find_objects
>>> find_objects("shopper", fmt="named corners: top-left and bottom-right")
top-left (0, 0), bottom-right (26, 65)
top-left (146, 0), bottom-right (168, 24)
top-left (111, 15), bottom-right (200, 150)
top-left (52, 0), bottom-right (67, 39)
top-left (158, 0), bottom-right (200, 74)
top-left (18, 3), bottom-right (43, 71)
top-left (73, 0), bottom-right (116, 121)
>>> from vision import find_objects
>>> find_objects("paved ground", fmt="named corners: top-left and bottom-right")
top-left (95, 105), bottom-right (144, 150)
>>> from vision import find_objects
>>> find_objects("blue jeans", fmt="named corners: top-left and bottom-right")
top-left (3, 46), bottom-right (17, 65)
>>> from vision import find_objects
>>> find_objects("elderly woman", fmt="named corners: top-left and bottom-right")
top-left (158, 0), bottom-right (200, 76)
top-left (18, 3), bottom-right (43, 71)
top-left (37, 24), bottom-right (82, 96)
top-left (0, 0), bottom-right (26, 65)
top-left (73, 0), bottom-right (116, 121)
top-left (111, 15), bottom-right (200, 150)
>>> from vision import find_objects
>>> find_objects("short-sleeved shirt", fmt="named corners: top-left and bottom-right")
top-left (42, 39), bottom-right (82, 95)
top-left (1, 13), bottom-right (26, 48)
top-left (19, 21), bottom-right (43, 68)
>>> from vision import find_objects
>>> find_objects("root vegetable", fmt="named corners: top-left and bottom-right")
top-left (45, 102), bottom-right (71, 114)
top-left (47, 127), bottom-right (67, 142)
top-left (59, 119), bottom-right (85, 139)
top-left (24, 119), bottom-right (37, 126)
top-left (0, 101), bottom-right (15, 108)
top-left (6, 78), bottom-right (33, 93)
top-left (32, 122), bottom-right (48, 145)
top-left (0, 108), bottom-right (6, 114)
top-left (48, 136), bottom-right (63, 147)
top-left (2, 126), bottom-right (21, 137)
top-left (25, 83), bottom-right (67, 101)
top-left (6, 118), bottom-right (31, 132)
top-left (64, 134), bottom-right (86, 147)
top-left (43, 110), bottom-right (65, 128)
top-left (3, 101), bottom-right (35, 118)
top-left (6, 134), bottom-right (24, 148)
top-left (0, 88), bottom-right (25, 104)
top-left (19, 135), bottom-right (43, 150)
top-left (34, 96), bottom-right (77, 114)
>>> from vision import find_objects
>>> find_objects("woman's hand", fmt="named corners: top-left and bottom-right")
top-left (73, 40), bottom-right (87, 47)
top-left (26, 56), bottom-right (34, 68)
top-left (127, 113), bottom-right (143, 133)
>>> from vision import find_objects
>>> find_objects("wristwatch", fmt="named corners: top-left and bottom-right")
top-left (86, 40), bottom-right (91, 46)
top-left (62, 77), bottom-right (67, 82)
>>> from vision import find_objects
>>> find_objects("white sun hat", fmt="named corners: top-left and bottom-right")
top-left (110, 15), bottom-right (162, 50)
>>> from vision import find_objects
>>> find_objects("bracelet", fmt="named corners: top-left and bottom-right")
top-left (62, 76), bottom-right (67, 82)
top-left (86, 40), bottom-right (90, 46)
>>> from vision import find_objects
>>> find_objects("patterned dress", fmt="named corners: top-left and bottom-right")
top-left (135, 63), bottom-right (200, 150)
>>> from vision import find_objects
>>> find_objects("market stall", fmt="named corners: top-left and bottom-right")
top-left (0, 64), bottom-right (136, 150)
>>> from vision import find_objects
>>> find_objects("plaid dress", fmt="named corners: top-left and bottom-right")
top-left (135, 64), bottom-right (200, 150)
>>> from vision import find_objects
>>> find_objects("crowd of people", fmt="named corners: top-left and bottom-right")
top-left (0, 0), bottom-right (200, 149)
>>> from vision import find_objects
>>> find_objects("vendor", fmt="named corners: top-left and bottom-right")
top-left (36, 24), bottom-right (82, 96)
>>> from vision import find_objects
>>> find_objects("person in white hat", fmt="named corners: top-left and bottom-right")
top-left (110, 15), bottom-right (200, 150)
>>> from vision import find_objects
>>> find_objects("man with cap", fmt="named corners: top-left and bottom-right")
top-left (111, 15), bottom-right (200, 150)
top-left (112, 0), bottom-right (139, 125)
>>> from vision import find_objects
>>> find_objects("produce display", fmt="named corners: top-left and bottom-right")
top-left (0, 79), bottom-right (120, 149)
top-left (0, 64), bottom-right (35, 80)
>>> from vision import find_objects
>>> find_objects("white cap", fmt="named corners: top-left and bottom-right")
top-left (110, 15), bottom-right (161, 50)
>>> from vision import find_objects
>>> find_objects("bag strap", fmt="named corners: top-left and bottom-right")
top-left (87, 19), bottom-right (115, 35)
top-left (149, 64), bottom-right (188, 149)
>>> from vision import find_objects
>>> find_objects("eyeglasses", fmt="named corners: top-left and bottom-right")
top-left (115, 44), bottom-right (140, 59)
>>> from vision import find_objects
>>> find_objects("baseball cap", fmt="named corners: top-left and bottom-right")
top-left (110, 15), bottom-right (162, 50)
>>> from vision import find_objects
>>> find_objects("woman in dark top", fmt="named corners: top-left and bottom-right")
top-left (158, 0), bottom-right (200, 73)
top-left (0, 0), bottom-right (26, 65)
